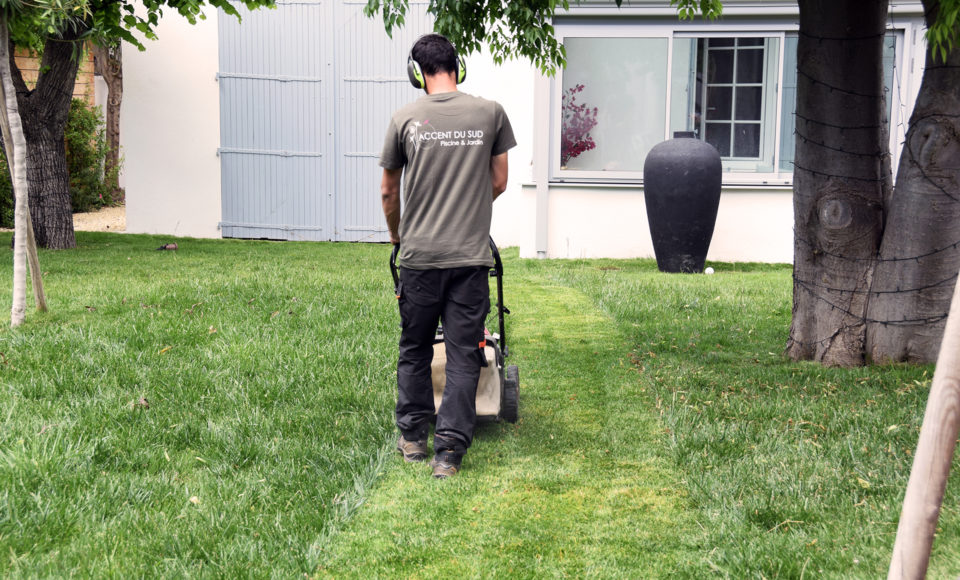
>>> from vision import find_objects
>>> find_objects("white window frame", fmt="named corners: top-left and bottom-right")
top-left (550, 18), bottom-right (914, 187)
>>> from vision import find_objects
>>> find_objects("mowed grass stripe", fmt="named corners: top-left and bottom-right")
top-left (314, 266), bottom-right (699, 578)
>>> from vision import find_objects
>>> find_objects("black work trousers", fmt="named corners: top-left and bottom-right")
top-left (396, 265), bottom-right (490, 459)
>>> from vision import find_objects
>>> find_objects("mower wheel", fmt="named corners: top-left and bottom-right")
top-left (501, 365), bottom-right (519, 423)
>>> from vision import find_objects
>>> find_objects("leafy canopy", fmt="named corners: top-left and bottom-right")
top-left (1, 0), bottom-right (275, 52)
top-left (364, 0), bottom-right (722, 73)
top-left (367, 0), bottom-right (960, 71)
top-left (928, 0), bottom-right (960, 62)
top-left (90, 0), bottom-right (275, 50)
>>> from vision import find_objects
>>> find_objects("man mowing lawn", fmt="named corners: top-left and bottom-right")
top-left (379, 33), bottom-right (516, 479)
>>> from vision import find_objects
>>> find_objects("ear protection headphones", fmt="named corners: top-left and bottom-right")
top-left (407, 48), bottom-right (467, 90)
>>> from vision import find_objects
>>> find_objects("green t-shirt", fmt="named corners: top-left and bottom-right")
top-left (380, 91), bottom-right (516, 269)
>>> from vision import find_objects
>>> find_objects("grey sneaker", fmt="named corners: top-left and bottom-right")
top-left (396, 436), bottom-right (427, 462)
top-left (430, 456), bottom-right (461, 479)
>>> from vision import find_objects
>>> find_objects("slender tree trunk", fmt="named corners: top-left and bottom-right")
top-left (0, 18), bottom-right (32, 326)
top-left (785, 0), bottom-right (891, 366)
top-left (888, 265), bottom-right (960, 578)
top-left (8, 29), bottom-right (84, 249)
top-left (0, 92), bottom-right (45, 318)
top-left (94, 43), bottom-right (122, 200)
top-left (866, 0), bottom-right (960, 364)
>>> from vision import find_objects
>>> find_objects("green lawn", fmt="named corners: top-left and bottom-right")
top-left (0, 233), bottom-right (956, 578)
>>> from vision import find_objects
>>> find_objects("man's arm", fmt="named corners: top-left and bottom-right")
top-left (491, 152), bottom-right (509, 201)
top-left (381, 168), bottom-right (403, 244)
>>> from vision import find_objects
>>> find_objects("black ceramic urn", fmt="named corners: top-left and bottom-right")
top-left (643, 134), bottom-right (722, 273)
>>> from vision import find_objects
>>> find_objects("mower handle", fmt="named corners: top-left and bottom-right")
top-left (390, 243), bottom-right (400, 294)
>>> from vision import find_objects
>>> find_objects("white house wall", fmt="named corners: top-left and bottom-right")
top-left (520, 184), bottom-right (793, 262)
top-left (123, 10), bottom-right (222, 239)
top-left (463, 50), bottom-right (536, 249)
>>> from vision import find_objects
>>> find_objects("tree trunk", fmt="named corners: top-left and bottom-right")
top-left (8, 29), bottom-right (84, 249)
top-left (94, 43), bottom-right (123, 201)
top-left (0, 18), bottom-right (32, 326)
top-left (866, 0), bottom-right (960, 364)
top-left (785, 0), bottom-right (891, 366)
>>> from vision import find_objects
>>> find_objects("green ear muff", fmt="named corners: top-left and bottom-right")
top-left (406, 50), bottom-right (467, 90)
top-left (407, 54), bottom-right (425, 90)
top-left (456, 54), bottom-right (467, 84)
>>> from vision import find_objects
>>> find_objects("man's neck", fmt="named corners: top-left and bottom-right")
top-left (424, 72), bottom-right (458, 95)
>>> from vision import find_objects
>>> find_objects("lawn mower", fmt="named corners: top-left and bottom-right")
top-left (390, 237), bottom-right (519, 423)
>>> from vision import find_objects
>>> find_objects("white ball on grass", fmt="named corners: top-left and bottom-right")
top-left (704, 267), bottom-right (715, 275)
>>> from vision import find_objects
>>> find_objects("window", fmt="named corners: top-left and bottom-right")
top-left (670, 37), bottom-right (780, 172)
top-left (554, 27), bottom-right (900, 183)
top-left (560, 37), bottom-right (669, 172)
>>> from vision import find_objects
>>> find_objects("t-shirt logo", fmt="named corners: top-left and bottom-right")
top-left (407, 120), bottom-right (429, 153)
top-left (407, 118), bottom-right (486, 151)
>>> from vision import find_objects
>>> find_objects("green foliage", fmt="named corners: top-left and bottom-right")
top-left (672, 0), bottom-right (723, 21)
top-left (927, 0), bottom-right (960, 63)
top-left (3, 0), bottom-right (276, 58)
top-left (64, 98), bottom-right (116, 213)
top-left (0, 99), bottom-right (117, 226)
top-left (93, 0), bottom-right (277, 52)
top-left (3, 0), bottom-right (90, 52)
top-left (365, 0), bottom-right (721, 74)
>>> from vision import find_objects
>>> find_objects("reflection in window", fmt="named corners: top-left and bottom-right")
top-left (560, 37), bottom-right (669, 171)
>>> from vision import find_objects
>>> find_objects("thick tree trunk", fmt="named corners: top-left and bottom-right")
top-left (94, 43), bottom-right (123, 200)
top-left (866, 0), bottom-right (960, 364)
top-left (8, 30), bottom-right (84, 249)
top-left (785, 0), bottom-right (891, 366)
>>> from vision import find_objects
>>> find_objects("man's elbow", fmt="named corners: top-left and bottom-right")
top-left (493, 180), bottom-right (508, 197)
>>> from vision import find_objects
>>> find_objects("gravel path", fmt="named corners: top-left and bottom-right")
top-left (0, 205), bottom-right (125, 233)
top-left (73, 205), bottom-right (125, 232)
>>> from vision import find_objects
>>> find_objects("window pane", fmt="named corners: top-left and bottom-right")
top-left (735, 87), bottom-right (762, 120)
top-left (706, 87), bottom-right (732, 120)
top-left (560, 37), bottom-right (669, 171)
top-left (883, 33), bottom-right (896, 124)
top-left (736, 49), bottom-right (764, 83)
top-left (672, 36), bottom-right (779, 172)
top-left (779, 35), bottom-right (798, 172)
top-left (669, 38), bottom-right (699, 135)
top-left (707, 49), bottom-right (734, 83)
top-left (734, 124), bottom-right (760, 157)
top-left (705, 123), bottom-right (731, 156)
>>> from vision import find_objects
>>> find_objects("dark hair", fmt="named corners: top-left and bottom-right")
top-left (411, 34), bottom-right (458, 77)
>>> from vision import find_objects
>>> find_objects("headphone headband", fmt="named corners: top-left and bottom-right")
top-left (407, 42), bottom-right (467, 90)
